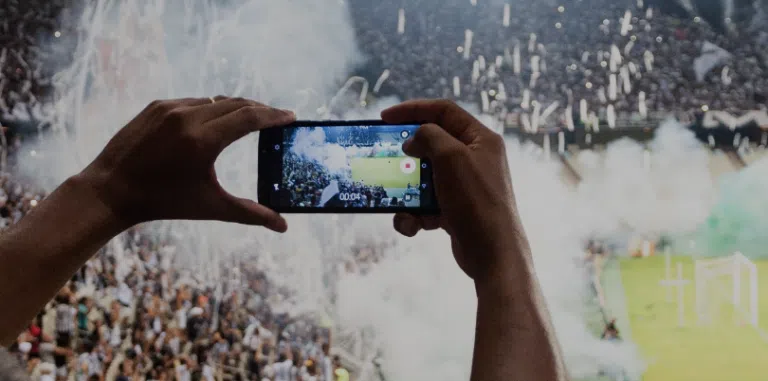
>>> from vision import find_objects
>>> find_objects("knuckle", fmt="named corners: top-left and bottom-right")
top-left (435, 99), bottom-right (459, 112)
top-left (163, 109), bottom-right (188, 126)
top-left (147, 99), bottom-right (165, 112)
top-left (434, 144), bottom-right (466, 162)
top-left (236, 105), bottom-right (261, 122)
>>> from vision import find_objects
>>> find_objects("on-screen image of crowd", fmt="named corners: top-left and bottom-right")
top-left (280, 125), bottom-right (422, 209)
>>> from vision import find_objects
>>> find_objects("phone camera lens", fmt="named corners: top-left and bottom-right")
top-left (400, 131), bottom-right (410, 139)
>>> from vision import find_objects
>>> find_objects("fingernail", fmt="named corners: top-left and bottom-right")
top-left (281, 109), bottom-right (296, 119)
top-left (270, 218), bottom-right (288, 233)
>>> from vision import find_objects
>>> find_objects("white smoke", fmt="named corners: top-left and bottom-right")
top-left (289, 127), bottom-right (350, 175)
top-left (16, 1), bottom-right (722, 381)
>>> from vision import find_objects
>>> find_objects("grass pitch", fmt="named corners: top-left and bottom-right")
top-left (619, 256), bottom-right (768, 381)
top-left (350, 157), bottom-right (420, 189)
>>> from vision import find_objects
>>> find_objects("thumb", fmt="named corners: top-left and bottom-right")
top-left (214, 192), bottom-right (288, 232)
top-left (403, 123), bottom-right (465, 160)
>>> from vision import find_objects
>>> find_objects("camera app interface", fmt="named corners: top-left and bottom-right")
top-left (280, 124), bottom-right (422, 208)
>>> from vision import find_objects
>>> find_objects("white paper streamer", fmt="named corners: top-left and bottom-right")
top-left (607, 104), bottom-right (617, 128)
top-left (463, 29), bottom-right (474, 60)
top-left (373, 69), bottom-right (390, 93)
top-left (453, 76), bottom-right (461, 97)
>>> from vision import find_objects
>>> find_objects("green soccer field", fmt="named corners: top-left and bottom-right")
top-left (350, 157), bottom-right (420, 189)
top-left (617, 256), bottom-right (768, 381)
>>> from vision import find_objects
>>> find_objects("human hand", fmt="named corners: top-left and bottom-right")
top-left (78, 97), bottom-right (295, 232)
top-left (383, 100), bottom-right (529, 281)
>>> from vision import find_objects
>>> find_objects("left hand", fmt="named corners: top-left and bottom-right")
top-left (78, 97), bottom-right (295, 232)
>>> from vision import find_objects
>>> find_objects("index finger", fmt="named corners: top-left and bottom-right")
top-left (381, 99), bottom-right (482, 145)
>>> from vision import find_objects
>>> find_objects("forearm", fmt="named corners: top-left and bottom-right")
top-left (0, 173), bottom-right (126, 344)
top-left (470, 251), bottom-right (567, 381)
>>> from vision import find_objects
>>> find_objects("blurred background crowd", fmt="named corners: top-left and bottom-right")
top-left (1, 0), bottom-right (767, 380)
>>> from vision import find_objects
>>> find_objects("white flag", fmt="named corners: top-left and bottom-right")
top-left (319, 180), bottom-right (340, 207)
top-left (693, 41), bottom-right (732, 82)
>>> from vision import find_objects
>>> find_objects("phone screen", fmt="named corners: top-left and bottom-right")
top-left (259, 121), bottom-right (438, 214)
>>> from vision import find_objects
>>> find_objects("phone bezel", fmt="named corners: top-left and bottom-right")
top-left (258, 120), bottom-right (439, 214)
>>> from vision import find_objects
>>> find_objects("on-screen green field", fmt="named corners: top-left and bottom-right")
top-left (619, 256), bottom-right (768, 381)
top-left (350, 157), bottom-right (420, 188)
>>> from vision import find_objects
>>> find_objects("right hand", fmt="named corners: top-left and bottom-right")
top-left (383, 100), bottom-right (529, 281)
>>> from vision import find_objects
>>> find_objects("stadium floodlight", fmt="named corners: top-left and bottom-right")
top-left (695, 252), bottom-right (758, 327)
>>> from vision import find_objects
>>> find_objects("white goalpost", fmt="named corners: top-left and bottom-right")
top-left (694, 252), bottom-right (759, 327)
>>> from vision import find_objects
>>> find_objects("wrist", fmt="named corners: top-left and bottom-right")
top-left (474, 257), bottom-right (536, 301)
top-left (65, 172), bottom-right (133, 235)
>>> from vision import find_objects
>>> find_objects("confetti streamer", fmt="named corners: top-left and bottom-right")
top-left (478, 55), bottom-right (486, 71)
top-left (580, 99), bottom-right (588, 122)
top-left (541, 101), bottom-right (560, 123)
top-left (496, 55), bottom-right (503, 68)
top-left (638, 91), bottom-right (647, 118)
top-left (503, 4), bottom-right (511, 27)
top-left (607, 104), bottom-right (616, 128)
top-left (521, 113), bottom-right (531, 132)
top-left (610, 45), bottom-right (622, 72)
top-left (531, 55), bottom-right (541, 74)
top-left (558, 131), bottom-right (566, 154)
top-left (582, 51), bottom-right (590, 63)
top-left (481, 91), bottom-right (490, 113)
top-left (609, 74), bottom-right (618, 100)
top-left (464, 30), bottom-right (474, 60)
top-left (624, 40), bottom-right (635, 56)
top-left (513, 44), bottom-right (521, 74)
top-left (722, 66), bottom-right (732, 86)
top-left (522, 89), bottom-right (531, 110)
top-left (621, 10), bottom-right (632, 36)
top-left (497, 83), bottom-right (507, 101)
top-left (543, 134), bottom-right (551, 159)
top-left (598, 87), bottom-right (607, 104)
top-left (532, 101), bottom-right (542, 132)
top-left (644, 50), bottom-right (654, 72)
top-left (621, 66), bottom-right (632, 94)
top-left (530, 72), bottom-right (540, 88)
top-left (453, 76), bottom-right (461, 97)
top-left (646, 7), bottom-right (653, 19)
top-left (565, 105), bottom-right (575, 131)
top-left (472, 60), bottom-right (480, 85)
top-left (709, 135), bottom-right (716, 147)
top-left (590, 111), bottom-right (600, 133)
top-left (373, 69), bottom-right (390, 93)
top-left (397, 8), bottom-right (405, 34)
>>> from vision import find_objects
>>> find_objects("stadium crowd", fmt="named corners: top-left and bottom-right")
top-left (351, 0), bottom-right (768, 128)
top-left (1, 0), bottom-right (765, 380)
top-left (7, 207), bottom-right (353, 381)
top-left (282, 151), bottom-right (403, 209)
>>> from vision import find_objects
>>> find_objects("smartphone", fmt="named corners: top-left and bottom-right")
top-left (258, 120), bottom-right (439, 214)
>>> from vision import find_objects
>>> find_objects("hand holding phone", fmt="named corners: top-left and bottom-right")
top-left (258, 120), bottom-right (439, 214)
top-left (384, 100), bottom-right (522, 281)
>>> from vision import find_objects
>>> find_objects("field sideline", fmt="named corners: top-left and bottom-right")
top-left (350, 157), bottom-right (420, 189)
top-left (613, 255), bottom-right (768, 381)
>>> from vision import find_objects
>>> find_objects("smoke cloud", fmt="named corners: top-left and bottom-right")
top-left (15, 1), bottom-right (730, 381)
